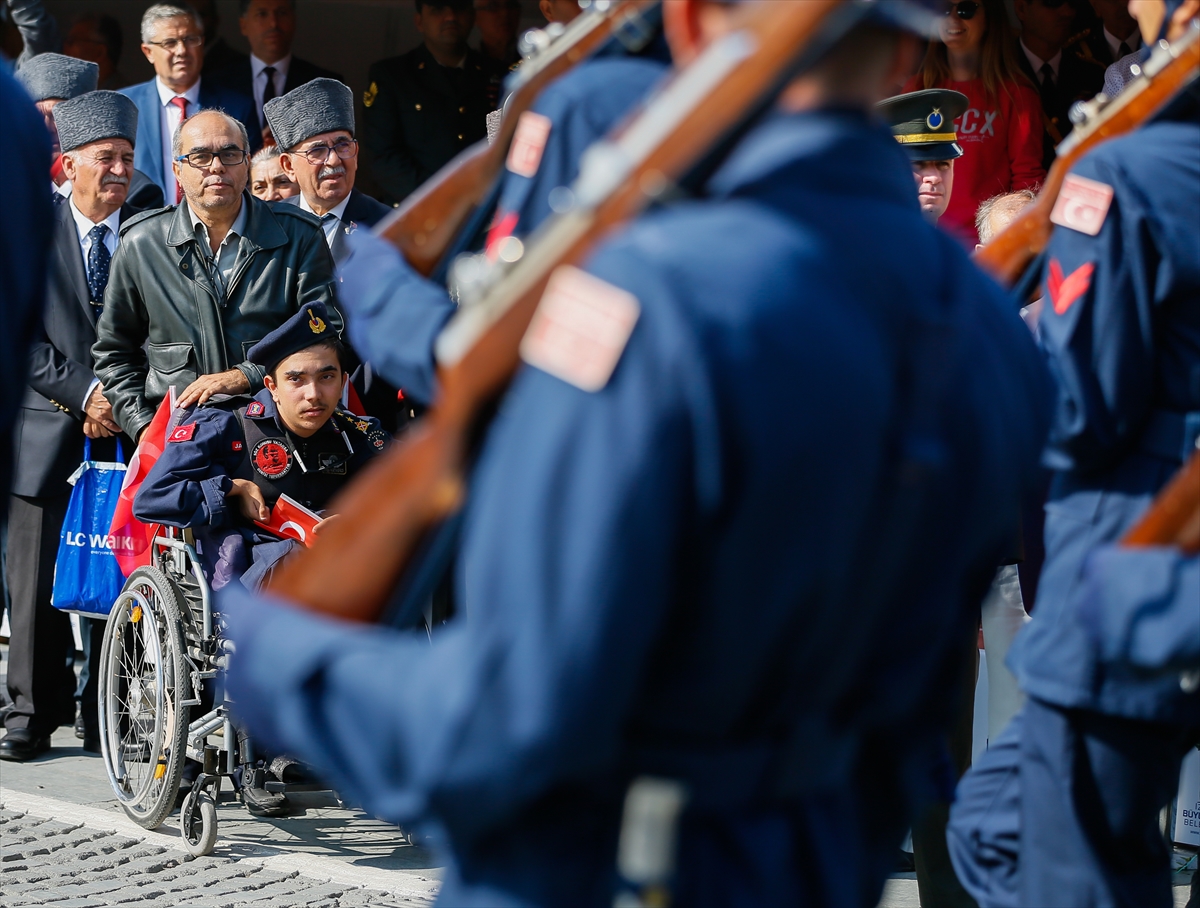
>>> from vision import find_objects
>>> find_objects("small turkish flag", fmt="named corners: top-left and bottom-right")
top-left (168, 423), bottom-right (196, 443)
top-left (254, 493), bottom-right (321, 547)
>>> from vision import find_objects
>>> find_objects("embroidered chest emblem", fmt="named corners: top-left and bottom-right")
top-left (246, 401), bottom-right (266, 418)
top-left (252, 439), bottom-right (292, 479)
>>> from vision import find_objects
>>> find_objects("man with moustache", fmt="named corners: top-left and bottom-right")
top-left (92, 109), bottom-right (340, 445)
top-left (16, 53), bottom-right (164, 213)
top-left (363, 0), bottom-right (502, 204)
top-left (120, 3), bottom-right (258, 202)
top-left (207, 0), bottom-right (342, 146)
top-left (2, 91), bottom-right (138, 762)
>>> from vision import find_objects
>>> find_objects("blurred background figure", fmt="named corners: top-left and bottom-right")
top-left (62, 11), bottom-right (129, 90)
top-left (879, 87), bottom-right (968, 226)
top-left (539, 0), bottom-right (581, 24)
top-left (1085, 0), bottom-right (1144, 65)
top-left (3, 0), bottom-right (58, 68)
top-left (1013, 0), bottom-right (1105, 168)
top-left (363, 0), bottom-right (501, 205)
top-left (120, 2), bottom-right (258, 201)
top-left (906, 0), bottom-right (1044, 246)
top-left (193, 0), bottom-right (243, 75)
top-left (208, 0), bottom-right (342, 147)
top-left (475, 0), bottom-right (521, 69)
top-left (249, 145), bottom-right (297, 201)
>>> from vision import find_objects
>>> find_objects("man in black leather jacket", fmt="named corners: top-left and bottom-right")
top-left (92, 108), bottom-right (340, 443)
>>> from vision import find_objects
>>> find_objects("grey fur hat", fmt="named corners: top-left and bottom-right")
top-left (53, 91), bottom-right (139, 153)
top-left (16, 54), bottom-right (99, 102)
top-left (264, 78), bottom-right (355, 151)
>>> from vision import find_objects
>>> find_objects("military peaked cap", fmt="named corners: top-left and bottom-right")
top-left (247, 303), bottom-right (339, 372)
top-left (264, 78), bottom-right (356, 152)
top-left (16, 54), bottom-right (99, 102)
top-left (53, 91), bottom-right (139, 153)
top-left (876, 89), bottom-right (969, 161)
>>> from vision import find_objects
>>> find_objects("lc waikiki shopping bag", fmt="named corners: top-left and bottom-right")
top-left (52, 438), bottom-right (128, 616)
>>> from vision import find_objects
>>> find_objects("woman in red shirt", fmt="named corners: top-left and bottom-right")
top-left (905, 0), bottom-right (1045, 246)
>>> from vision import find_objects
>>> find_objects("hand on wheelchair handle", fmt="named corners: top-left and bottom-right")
top-left (228, 478), bottom-right (270, 522)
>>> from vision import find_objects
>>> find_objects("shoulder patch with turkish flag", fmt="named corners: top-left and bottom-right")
top-left (1047, 258), bottom-right (1095, 315)
top-left (520, 265), bottom-right (640, 393)
top-left (506, 111), bottom-right (552, 179)
top-left (168, 424), bottom-right (196, 443)
top-left (1050, 174), bottom-right (1114, 236)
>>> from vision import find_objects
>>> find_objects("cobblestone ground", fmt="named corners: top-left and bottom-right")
top-left (0, 808), bottom-right (435, 908)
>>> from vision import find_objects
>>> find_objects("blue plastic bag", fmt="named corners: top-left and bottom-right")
top-left (52, 439), bottom-right (128, 616)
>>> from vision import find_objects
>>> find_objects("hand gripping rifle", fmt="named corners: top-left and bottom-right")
top-left (974, 20), bottom-right (1200, 286)
top-left (265, 0), bottom-right (845, 622)
top-left (374, 0), bottom-right (660, 277)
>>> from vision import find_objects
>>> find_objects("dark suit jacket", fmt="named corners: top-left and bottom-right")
top-left (363, 44), bottom-right (503, 205)
top-left (202, 37), bottom-right (248, 77)
top-left (14, 200), bottom-right (132, 498)
top-left (1018, 41), bottom-right (1106, 167)
top-left (208, 56), bottom-right (343, 134)
top-left (119, 77), bottom-right (262, 193)
top-left (128, 170), bottom-right (166, 213)
top-left (280, 188), bottom-right (391, 265)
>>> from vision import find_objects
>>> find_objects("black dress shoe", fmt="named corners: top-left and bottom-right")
top-left (0, 728), bottom-right (52, 762)
top-left (81, 736), bottom-right (102, 755)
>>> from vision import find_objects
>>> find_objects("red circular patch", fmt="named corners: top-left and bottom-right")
top-left (252, 439), bottom-right (291, 478)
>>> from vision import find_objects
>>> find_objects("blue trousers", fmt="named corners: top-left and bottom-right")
top-left (948, 697), bottom-right (1197, 908)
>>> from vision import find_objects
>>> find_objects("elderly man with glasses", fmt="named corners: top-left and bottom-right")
top-left (119, 2), bottom-right (259, 202)
top-left (92, 108), bottom-right (340, 446)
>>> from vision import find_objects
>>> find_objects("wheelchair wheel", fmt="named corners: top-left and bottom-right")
top-left (98, 566), bottom-right (192, 830)
top-left (179, 790), bottom-right (218, 857)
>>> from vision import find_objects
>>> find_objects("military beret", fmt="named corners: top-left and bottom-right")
top-left (248, 303), bottom-right (339, 372)
top-left (264, 78), bottom-right (355, 152)
top-left (876, 88), bottom-right (969, 162)
top-left (53, 91), bottom-right (139, 153)
top-left (16, 54), bottom-right (99, 102)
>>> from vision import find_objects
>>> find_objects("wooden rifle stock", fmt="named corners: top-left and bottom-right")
top-left (1121, 449), bottom-right (1200, 553)
top-left (373, 0), bottom-right (658, 276)
top-left (265, 0), bottom-right (845, 622)
top-left (974, 22), bottom-right (1200, 287)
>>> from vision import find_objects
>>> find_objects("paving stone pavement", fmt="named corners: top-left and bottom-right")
top-left (0, 804), bottom-right (437, 908)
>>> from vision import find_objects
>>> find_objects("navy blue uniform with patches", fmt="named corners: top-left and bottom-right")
top-left (948, 96), bottom-right (1200, 908)
top-left (339, 57), bottom-right (668, 407)
top-left (220, 108), bottom-right (1050, 907)
top-left (134, 389), bottom-right (386, 590)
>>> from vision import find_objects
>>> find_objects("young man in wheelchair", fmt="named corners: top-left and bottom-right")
top-left (134, 302), bottom-right (388, 814)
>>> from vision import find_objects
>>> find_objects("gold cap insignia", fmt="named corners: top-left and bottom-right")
top-left (308, 309), bottom-right (326, 334)
top-left (363, 81), bottom-right (378, 109)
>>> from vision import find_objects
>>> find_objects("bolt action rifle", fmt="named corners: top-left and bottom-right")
top-left (374, 0), bottom-right (661, 277)
top-left (974, 20), bottom-right (1200, 286)
top-left (265, 0), bottom-right (847, 622)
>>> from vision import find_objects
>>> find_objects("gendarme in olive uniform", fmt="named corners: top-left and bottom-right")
top-left (362, 43), bottom-right (503, 205)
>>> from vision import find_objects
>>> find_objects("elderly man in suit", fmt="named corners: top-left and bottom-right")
top-left (119, 2), bottom-right (258, 204)
top-left (16, 53), bottom-right (165, 213)
top-left (92, 108), bottom-right (339, 445)
top-left (1, 92), bottom-right (139, 762)
top-left (207, 0), bottom-right (341, 146)
top-left (266, 78), bottom-right (397, 429)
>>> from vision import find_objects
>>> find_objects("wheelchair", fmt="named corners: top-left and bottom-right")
top-left (97, 525), bottom-right (328, 855)
top-left (97, 525), bottom-right (231, 854)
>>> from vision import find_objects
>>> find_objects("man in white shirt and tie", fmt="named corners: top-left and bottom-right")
top-left (120, 2), bottom-right (258, 202)
top-left (1, 91), bottom-right (138, 763)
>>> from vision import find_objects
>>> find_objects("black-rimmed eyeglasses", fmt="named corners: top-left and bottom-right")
top-left (943, 1), bottom-right (981, 19)
top-left (145, 35), bottom-right (203, 52)
top-left (294, 139), bottom-right (359, 166)
top-left (175, 148), bottom-right (249, 168)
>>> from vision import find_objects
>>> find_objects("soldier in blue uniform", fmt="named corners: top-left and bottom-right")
top-left (134, 302), bottom-right (388, 593)
top-left (340, 52), bottom-right (669, 407)
top-left (947, 2), bottom-right (1200, 904)
top-left (217, 1), bottom-right (1052, 903)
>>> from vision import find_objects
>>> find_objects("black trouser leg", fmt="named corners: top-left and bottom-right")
top-left (913, 643), bottom-right (980, 908)
top-left (77, 616), bottom-right (105, 739)
top-left (5, 494), bottom-right (74, 736)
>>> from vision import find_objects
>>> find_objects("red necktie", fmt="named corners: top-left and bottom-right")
top-left (171, 96), bottom-right (189, 203)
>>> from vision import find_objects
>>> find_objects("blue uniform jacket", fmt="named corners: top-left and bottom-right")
top-left (1008, 101), bottom-right (1200, 722)
top-left (223, 109), bottom-right (1051, 906)
top-left (135, 389), bottom-right (385, 590)
top-left (1076, 546), bottom-right (1200, 676)
top-left (338, 58), bottom-right (668, 406)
